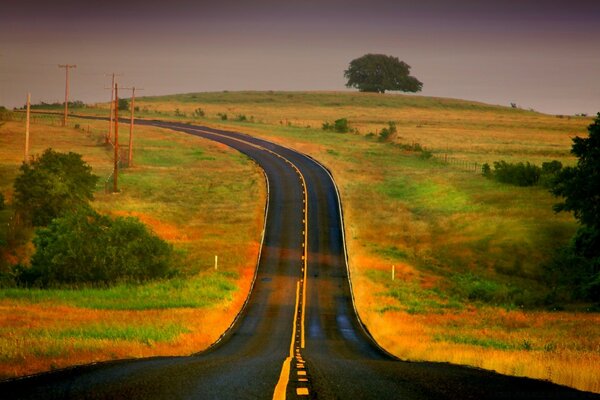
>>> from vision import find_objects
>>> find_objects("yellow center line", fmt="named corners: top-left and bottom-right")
top-left (163, 125), bottom-right (310, 400)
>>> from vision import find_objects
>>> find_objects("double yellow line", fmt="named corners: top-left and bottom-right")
top-left (170, 125), bottom-right (309, 399)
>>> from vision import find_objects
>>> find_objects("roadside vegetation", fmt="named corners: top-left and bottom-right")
top-left (89, 90), bottom-right (599, 393)
top-left (0, 115), bottom-right (265, 378)
top-left (4, 92), bottom-right (598, 393)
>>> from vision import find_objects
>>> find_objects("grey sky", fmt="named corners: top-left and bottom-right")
top-left (1, 0), bottom-right (599, 115)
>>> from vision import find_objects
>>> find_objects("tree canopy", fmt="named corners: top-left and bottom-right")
top-left (552, 114), bottom-right (600, 231)
top-left (344, 54), bottom-right (423, 94)
top-left (551, 113), bottom-right (600, 301)
top-left (23, 208), bottom-right (174, 287)
top-left (13, 148), bottom-right (99, 226)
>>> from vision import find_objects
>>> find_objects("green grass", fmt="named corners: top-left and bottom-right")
top-left (53, 323), bottom-right (189, 343)
top-left (0, 273), bottom-right (237, 310)
top-left (95, 90), bottom-right (586, 310)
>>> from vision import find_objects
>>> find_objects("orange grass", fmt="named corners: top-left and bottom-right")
top-left (46, 93), bottom-right (599, 392)
top-left (0, 116), bottom-right (266, 379)
top-left (355, 277), bottom-right (600, 393)
top-left (0, 299), bottom-right (236, 379)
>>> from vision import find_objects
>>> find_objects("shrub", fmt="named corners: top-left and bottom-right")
top-left (13, 149), bottom-right (99, 226)
top-left (22, 208), bottom-right (174, 287)
top-left (334, 118), bottom-right (349, 133)
top-left (378, 121), bottom-right (398, 142)
top-left (482, 159), bottom-right (563, 188)
top-left (236, 114), bottom-right (247, 122)
top-left (194, 108), bottom-right (205, 117)
top-left (0, 193), bottom-right (4, 210)
top-left (482, 163), bottom-right (492, 177)
top-left (491, 160), bottom-right (541, 186)
top-left (118, 98), bottom-right (130, 111)
top-left (539, 160), bottom-right (563, 187)
top-left (322, 118), bottom-right (350, 133)
top-left (218, 113), bottom-right (228, 121)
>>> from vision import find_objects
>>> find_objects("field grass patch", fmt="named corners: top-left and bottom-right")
top-left (0, 273), bottom-right (237, 310)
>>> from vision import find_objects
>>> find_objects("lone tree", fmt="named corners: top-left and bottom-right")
top-left (551, 113), bottom-right (600, 301)
top-left (13, 149), bottom-right (98, 226)
top-left (344, 54), bottom-right (423, 94)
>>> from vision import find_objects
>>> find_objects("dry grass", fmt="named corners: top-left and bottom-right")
top-left (15, 92), bottom-right (598, 392)
top-left (0, 116), bottom-right (265, 379)
top-left (116, 91), bottom-right (598, 393)
top-left (356, 278), bottom-right (600, 393)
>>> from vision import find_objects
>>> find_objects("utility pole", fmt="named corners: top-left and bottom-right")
top-left (25, 93), bottom-right (31, 162)
top-left (120, 86), bottom-right (144, 167)
top-left (58, 64), bottom-right (76, 126)
top-left (113, 82), bottom-right (119, 193)
top-left (105, 73), bottom-right (121, 144)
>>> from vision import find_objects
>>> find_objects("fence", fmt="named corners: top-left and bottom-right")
top-left (431, 153), bottom-right (484, 174)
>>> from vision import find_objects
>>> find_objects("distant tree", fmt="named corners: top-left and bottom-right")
top-left (13, 149), bottom-right (98, 226)
top-left (550, 113), bottom-right (600, 301)
top-left (118, 98), bottom-right (130, 111)
top-left (344, 54), bottom-right (423, 94)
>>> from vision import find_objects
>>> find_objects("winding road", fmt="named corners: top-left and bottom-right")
top-left (2, 120), bottom-right (598, 399)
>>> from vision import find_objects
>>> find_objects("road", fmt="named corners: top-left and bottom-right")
top-left (2, 119), bottom-right (598, 399)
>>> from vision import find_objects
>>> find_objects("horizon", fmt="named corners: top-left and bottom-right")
top-left (1, 0), bottom-right (599, 115)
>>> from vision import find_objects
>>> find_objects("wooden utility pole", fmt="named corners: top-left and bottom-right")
top-left (58, 64), bottom-right (76, 126)
top-left (128, 87), bottom-right (135, 166)
top-left (113, 83), bottom-right (119, 193)
top-left (120, 86), bottom-right (143, 167)
top-left (25, 93), bottom-right (31, 162)
top-left (105, 73), bottom-right (121, 144)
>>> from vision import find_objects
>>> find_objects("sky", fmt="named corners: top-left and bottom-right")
top-left (1, 0), bottom-right (599, 115)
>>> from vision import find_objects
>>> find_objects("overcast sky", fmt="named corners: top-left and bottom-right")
top-left (1, 0), bottom-right (599, 115)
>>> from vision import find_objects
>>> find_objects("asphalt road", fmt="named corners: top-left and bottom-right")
top-left (1, 119), bottom-right (598, 400)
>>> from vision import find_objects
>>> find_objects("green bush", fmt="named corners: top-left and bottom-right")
top-left (378, 121), bottom-right (397, 142)
top-left (322, 118), bottom-right (350, 133)
top-left (118, 98), bottom-right (130, 111)
top-left (218, 113), bottom-right (228, 121)
top-left (21, 208), bottom-right (174, 287)
top-left (482, 159), bottom-right (563, 188)
top-left (0, 193), bottom-right (5, 210)
top-left (194, 108), bottom-right (205, 117)
top-left (334, 118), bottom-right (349, 133)
top-left (13, 149), bottom-right (99, 226)
top-left (492, 160), bottom-right (541, 186)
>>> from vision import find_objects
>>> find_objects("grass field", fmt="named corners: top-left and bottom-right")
top-left (102, 91), bottom-right (598, 393)
top-left (3, 92), bottom-right (598, 392)
top-left (0, 115), bottom-right (265, 378)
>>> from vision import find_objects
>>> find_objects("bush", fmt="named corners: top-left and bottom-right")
top-left (236, 114), bottom-right (247, 122)
top-left (492, 160), bottom-right (541, 186)
top-left (539, 160), bottom-right (563, 187)
top-left (378, 121), bottom-right (398, 142)
top-left (118, 98), bottom-right (130, 111)
top-left (218, 113), bottom-right (228, 121)
top-left (322, 118), bottom-right (350, 133)
top-left (0, 193), bottom-right (4, 210)
top-left (194, 108), bottom-right (205, 117)
top-left (22, 208), bottom-right (174, 287)
top-left (13, 149), bottom-right (99, 226)
top-left (482, 159), bottom-right (563, 188)
top-left (482, 163), bottom-right (492, 177)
